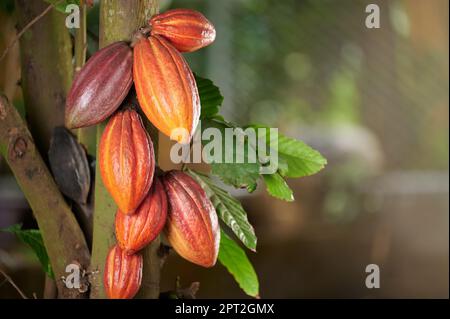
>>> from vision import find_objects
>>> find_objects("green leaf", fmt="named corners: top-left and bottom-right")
top-left (211, 163), bottom-right (260, 191)
top-left (202, 119), bottom-right (260, 190)
top-left (218, 230), bottom-right (259, 298)
top-left (278, 134), bottom-right (327, 177)
top-left (188, 170), bottom-right (257, 251)
top-left (1, 224), bottom-right (54, 278)
top-left (43, 0), bottom-right (80, 14)
top-left (250, 125), bottom-right (327, 178)
top-left (263, 173), bottom-right (294, 201)
top-left (194, 74), bottom-right (224, 120)
top-left (190, 68), bottom-right (260, 187)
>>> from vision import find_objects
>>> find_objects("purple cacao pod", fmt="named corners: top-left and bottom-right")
top-left (65, 42), bottom-right (133, 129)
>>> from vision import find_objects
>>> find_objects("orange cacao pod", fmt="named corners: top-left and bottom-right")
top-left (104, 245), bottom-right (142, 299)
top-left (149, 9), bottom-right (216, 53)
top-left (133, 35), bottom-right (200, 144)
top-left (162, 170), bottom-right (220, 268)
top-left (99, 108), bottom-right (155, 214)
top-left (115, 178), bottom-right (168, 254)
top-left (66, 42), bottom-right (133, 129)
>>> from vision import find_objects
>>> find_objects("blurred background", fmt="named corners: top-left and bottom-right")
top-left (0, 0), bottom-right (448, 298)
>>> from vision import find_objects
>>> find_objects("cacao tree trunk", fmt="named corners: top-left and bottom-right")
top-left (16, 0), bottom-right (73, 154)
top-left (89, 0), bottom-right (161, 299)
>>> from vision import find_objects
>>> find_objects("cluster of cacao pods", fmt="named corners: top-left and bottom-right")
top-left (103, 169), bottom-right (220, 299)
top-left (66, 8), bottom-right (215, 143)
top-left (64, 8), bottom-right (220, 299)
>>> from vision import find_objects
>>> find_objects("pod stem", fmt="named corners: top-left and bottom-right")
top-left (130, 26), bottom-right (152, 48)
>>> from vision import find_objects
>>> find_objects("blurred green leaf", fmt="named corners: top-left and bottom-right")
top-left (188, 170), bottom-right (257, 251)
top-left (86, 0), bottom-right (99, 55)
top-left (218, 230), bottom-right (259, 298)
top-left (263, 173), bottom-right (294, 201)
top-left (1, 224), bottom-right (54, 279)
top-left (0, 0), bottom-right (14, 13)
top-left (13, 99), bottom-right (26, 120)
top-left (195, 74), bottom-right (224, 120)
top-left (43, 0), bottom-right (80, 14)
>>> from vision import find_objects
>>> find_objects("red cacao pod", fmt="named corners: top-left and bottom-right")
top-left (66, 42), bottom-right (133, 129)
top-left (104, 245), bottom-right (142, 299)
top-left (149, 9), bottom-right (216, 53)
top-left (162, 170), bottom-right (220, 268)
top-left (115, 178), bottom-right (167, 254)
top-left (133, 35), bottom-right (200, 144)
top-left (99, 108), bottom-right (155, 214)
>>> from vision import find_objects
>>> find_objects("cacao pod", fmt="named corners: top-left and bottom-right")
top-left (115, 178), bottom-right (168, 254)
top-left (149, 9), bottom-right (216, 53)
top-left (133, 35), bottom-right (200, 144)
top-left (99, 108), bottom-right (155, 214)
top-left (104, 245), bottom-right (142, 299)
top-left (66, 42), bottom-right (133, 129)
top-left (162, 170), bottom-right (220, 267)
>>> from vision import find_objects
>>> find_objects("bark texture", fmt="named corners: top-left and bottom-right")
top-left (16, 0), bottom-right (73, 154)
top-left (0, 93), bottom-right (90, 299)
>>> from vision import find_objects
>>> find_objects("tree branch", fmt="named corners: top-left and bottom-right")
top-left (0, 266), bottom-right (28, 299)
top-left (0, 93), bottom-right (90, 298)
top-left (74, 0), bottom-right (87, 73)
top-left (0, 0), bottom-right (64, 62)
